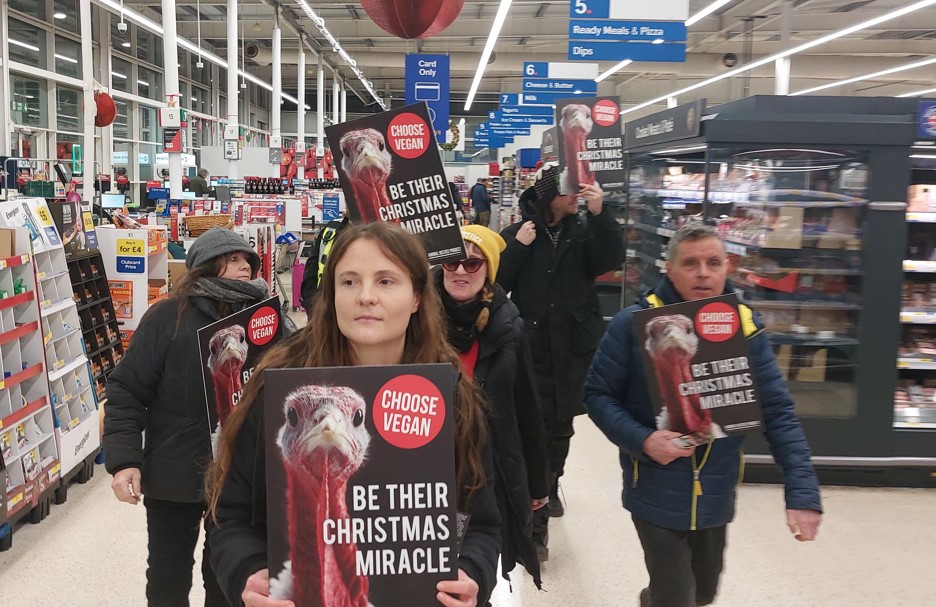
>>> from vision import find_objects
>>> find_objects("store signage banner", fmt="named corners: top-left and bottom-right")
top-left (522, 79), bottom-right (598, 95)
top-left (569, 20), bottom-right (687, 42)
top-left (115, 237), bottom-right (146, 274)
top-left (554, 96), bottom-right (626, 193)
top-left (521, 91), bottom-right (595, 106)
top-left (198, 296), bottom-right (285, 458)
top-left (264, 364), bottom-right (459, 607)
top-left (326, 102), bottom-right (466, 264)
top-left (500, 105), bottom-right (555, 116)
top-left (569, 0), bottom-right (689, 21)
top-left (489, 113), bottom-right (553, 126)
top-left (322, 194), bottom-right (341, 221)
top-left (523, 61), bottom-right (599, 80)
top-left (568, 40), bottom-right (686, 62)
top-left (405, 54), bottom-right (451, 144)
top-left (623, 99), bottom-right (706, 148)
top-left (112, 151), bottom-right (129, 165)
top-left (499, 94), bottom-right (521, 106)
top-left (632, 294), bottom-right (763, 438)
top-left (487, 126), bottom-right (531, 136)
top-left (918, 100), bottom-right (936, 139)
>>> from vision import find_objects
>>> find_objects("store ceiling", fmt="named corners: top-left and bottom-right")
top-left (123, 0), bottom-right (936, 117)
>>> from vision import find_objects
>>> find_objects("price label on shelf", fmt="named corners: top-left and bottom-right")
top-left (35, 206), bottom-right (54, 227)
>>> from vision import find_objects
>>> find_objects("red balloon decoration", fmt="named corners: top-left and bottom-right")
top-left (94, 91), bottom-right (117, 128)
top-left (360, 0), bottom-right (465, 39)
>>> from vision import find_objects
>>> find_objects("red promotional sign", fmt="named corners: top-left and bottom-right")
top-left (373, 375), bottom-right (446, 449)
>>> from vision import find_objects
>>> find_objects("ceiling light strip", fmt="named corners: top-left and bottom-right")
top-left (623, 0), bottom-right (936, 115)
top-left (92, 0), bottom-right (306, 108)
top-left (685, 0), bottom-right (736, 28)
top-left (898, 86), bottom-right (936, 98)
top-left (792, 56), bottom-right (936, 96)
top-left (465, 0), bottom-right (513, 111)
top-left (293, 0), bottom-right (385, 109)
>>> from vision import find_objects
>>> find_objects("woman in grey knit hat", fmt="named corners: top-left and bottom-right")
top-left (103, 227), bottom-right (269, 607)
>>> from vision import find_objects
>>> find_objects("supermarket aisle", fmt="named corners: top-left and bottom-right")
top-left (1, 418), bottom-right (934, 606)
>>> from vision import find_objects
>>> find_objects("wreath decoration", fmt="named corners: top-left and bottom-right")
top-left (440, 120), bottom-right (459, 151)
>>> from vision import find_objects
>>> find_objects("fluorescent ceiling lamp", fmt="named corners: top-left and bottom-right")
top-left (465, 0), bottom-right (512, 111)
top-left (596, 59), bottom-right (633, 83)
top-left (792, 56), bottom-right (936, 96)
top-left (122, 42), bottom-right (131, 48)
top-left (293, 0), bottom-right (385, 109)
top-left (55, 54), bottom-right (79, 64)
top-left (685, 0), bottom-right (735, 28)
top-left (93, 0), bottom-right (308, 109)
top-left (137, 80), bottom-right (150, 86)
top-left (911, 154), bottom-right (936, 159)
top-left (899, 86), bottom-right (936, 98)
top-left (54, 12), bottom-right (67, 19)
top-left (623, 0), bottom-right (936, 115)
top-left (9, 39), bottom-right (40, 52)
top-left (112, 72), bottom-right (127, 79)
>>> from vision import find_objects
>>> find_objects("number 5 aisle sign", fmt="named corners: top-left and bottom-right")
top-left (569, 0), bottom-right (689, 21)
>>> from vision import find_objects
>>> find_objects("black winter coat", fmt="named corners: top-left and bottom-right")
top-left (208, 382), bottom-right (502, 607)
top-left (103, 298), bottom-right (219, 503)
top-left (498, 200), bottom-right (625, 422)
top-left (437, 270), bottom-right (549, 587)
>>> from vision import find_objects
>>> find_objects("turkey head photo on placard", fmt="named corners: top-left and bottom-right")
top-left (340, 128), bottom-right (394, 223)
top-left (272, 385), bottom-right (372, 607)
top-left (559, 104), bottom-right (595, 193)
top-left (207, 326), bottom-right (249, 447)
top-left (644, 314), bottom-right (712, 435)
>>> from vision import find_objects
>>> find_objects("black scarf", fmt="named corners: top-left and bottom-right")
top-left (437, 272), bottom-right (494, 353)
top-left (189, 277), bottom-right (269, 320)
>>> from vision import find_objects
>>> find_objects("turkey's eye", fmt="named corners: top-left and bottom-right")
top-left (378, 140), bottom-right (385, 152)
top-left (287, 408), bottom-right (299, 427)
top-left (352, 409), bottom-right (364, 427)
top-left (342, 145), bottom-right (351, 157)
top-left (239, 333), bottom-right (246, 343)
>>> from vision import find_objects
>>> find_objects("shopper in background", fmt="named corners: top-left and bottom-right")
top-left (205, 222), bottom-right (501, 607)
top-left (584, 223), bottom-right (822, 607)
top-left (103, 227), bottom-right (270, 607)
top-left (437, 225), bottom-right (549, 590)
top-left (298, 213), bottom-right (351, 316)
top-left (189, 168), bottom-right (211, 198)
top-left (470, 177), bottom-right (494, 227)
top-left (497, 162), bottom-right (626, 561)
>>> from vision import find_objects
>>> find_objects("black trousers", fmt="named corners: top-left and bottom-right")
top-left (632, 516), bottom-right (727, 607)
top-left (532, 416), bottom-right (575, 542)
top-left (144, 497), bottom-right (230, 607)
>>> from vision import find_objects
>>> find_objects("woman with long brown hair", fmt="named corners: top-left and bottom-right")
top-left (206, 222), bottom-right (500, 607)
top-left (103, 227), bottom-right (269, 606)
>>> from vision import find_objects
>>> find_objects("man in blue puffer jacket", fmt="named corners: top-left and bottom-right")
top-left (584, 223), bottom-right (822, 607)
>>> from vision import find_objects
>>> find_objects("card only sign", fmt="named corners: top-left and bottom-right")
top-left (632, 294), bottom-right (763, 436)
top-left (405, 54), bottom-right (450, 144)
top-left (326, 103), bottom-right (466, 264)
top-left (198, 296), bottom-right (284, 457)
top-left (265, 364), bottom-right (459, 607)
top-left (554, 96), bottom-right (626, 193)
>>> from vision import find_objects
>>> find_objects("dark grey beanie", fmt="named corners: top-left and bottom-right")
top-left (185, 227), bottom-right (261, 275)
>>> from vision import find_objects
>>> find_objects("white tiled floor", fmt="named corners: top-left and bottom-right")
top-left (1, 416), bottom-right (934, 606)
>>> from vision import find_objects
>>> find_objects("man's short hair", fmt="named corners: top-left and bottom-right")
top-left (198, 169), bottom-right (209, 178)
top-left (477, 178), bottom-right (486, 183)
top-left (668, 223), bottom-right (725, 261)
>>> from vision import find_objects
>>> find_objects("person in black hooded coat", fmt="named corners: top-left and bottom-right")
top-left (435, 224), bottom-right (549, 590)
top-left (498, 163), bottom-right (625, 559)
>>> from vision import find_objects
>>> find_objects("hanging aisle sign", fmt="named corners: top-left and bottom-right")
top-left (523, 62), bottom-right (599, 80)
top-left (569, 41), bottom-right (686, 62)
top-left (405, 54), bottom-right (451, 144)
top-left (567, 0), bottom-right (689, 62)
top-left (569, 0), bottom-right (689, 21)
top-left (569, 20), bottom-right (687, 42)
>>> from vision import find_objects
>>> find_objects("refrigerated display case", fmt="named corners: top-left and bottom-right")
top-left (623, 95), bottom-right (932, 486)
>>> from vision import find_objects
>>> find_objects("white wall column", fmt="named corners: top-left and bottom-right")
top-left (341, 82), bottom-right (347, 123)
top-left (80, 0), bottom-right (96, 203)
top-left (316, 57), bottom-right (325, 179)
top-left (226, 0), bottom-right (239, 177)
top-left (161, 0), bottom-right (183, 198)
top-left (0, 1), bottom-right (13, 158)
top-left (297, 43), bottom-right (306, 180)
top-left (775, 0), bottom-right (793, 95)
top-left (99, 8), bottom-right (114, 180)
top-left (271, 12), bottom-right (282, 150)
top-left (332, 77), bottom-right (340, 126)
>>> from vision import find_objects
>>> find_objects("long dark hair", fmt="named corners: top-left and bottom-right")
top-left (206, 222), bottom-right (488, 514)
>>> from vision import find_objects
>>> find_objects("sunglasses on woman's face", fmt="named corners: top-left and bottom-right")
top-left (442, 258), bottom-right (486, 273)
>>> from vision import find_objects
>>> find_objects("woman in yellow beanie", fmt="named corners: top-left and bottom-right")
top-left (435, 225), bottom-right (551, 589)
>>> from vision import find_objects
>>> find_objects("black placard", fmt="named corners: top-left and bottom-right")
top-left (554, 96), bottom-right (627, 194)
top-left (265, 364), bottom-right (458, 606)
top-left (540, 126), bottom-right (558, 162)
top-left (326, 103), bottom-right (466, 264)
top-left (624, 99), bottom-right (706, 149)
top-left (633, 294), bottom-right (762, 437)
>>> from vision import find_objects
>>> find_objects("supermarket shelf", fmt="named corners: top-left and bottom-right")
top-left (632, 223), bottom-right (677, 238)
top-left (45, 327), bottom-right (81, 347)
top-left (900, 311), bottom-right (936, 324)
top-left (48, 355), bottom-right (89, 383)
top-left (897, 358), bottom-right (936, 370)
top-left (634, 250), bottom-right (667, 271)
top-left (0, 363), bottom-right (44, 391)
top-left (768, 333), bottom-right (859, 347)
top-left (77, 297), bottom-right (108, 311)
top-left (0, 395), bottom-right (47, 429)
top-left (749, 300), bottom-right (861, 311)
top-left (906, 212), bottom-right (936, 223)
top-left (41, 298), bottom-right (76, 317)
top-left (902, 260), bottom-right (936, 273)
top-left (0, 253), bottom-right (29, 270)
top-left (0, 290), bottom-right (35, 311)
top-left (893, 421), bottom-right (936, 429)
top-left (739, 266), bottom-right (862, 277)
top-left (87, 340), bottom-right (122, 359)
top-left (0, 321), bottom-right (39, 347)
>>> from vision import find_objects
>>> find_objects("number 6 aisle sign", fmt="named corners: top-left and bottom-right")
top-left (569, 0), bottom-right (689, 21)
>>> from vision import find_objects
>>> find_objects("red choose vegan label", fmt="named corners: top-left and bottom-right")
top-left (248, 306), bottom-right (279, 346)
top-left (694, 302), bottom-right (740, 343)
top-left (387, 113), bottom-right (431, 159)
top-left (592, 99), bottom-right (620, 127)
top-left (373, 374), bottom-right (445, 449)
